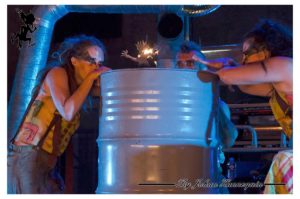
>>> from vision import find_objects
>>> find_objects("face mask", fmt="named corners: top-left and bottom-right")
top-left (242, 39), bottom-right (271, 64)
top-left (242, 49), bottom-right (271, 64)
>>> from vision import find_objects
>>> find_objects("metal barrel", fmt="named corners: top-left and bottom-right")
top-left (96, 68), bottom-right (219, 193)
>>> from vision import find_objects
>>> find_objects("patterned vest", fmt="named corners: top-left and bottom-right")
top-left (15, 95), bottom-right (80, 156)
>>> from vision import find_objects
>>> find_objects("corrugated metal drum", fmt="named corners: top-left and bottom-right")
top-left (96, 68), bottom-right (219, 193)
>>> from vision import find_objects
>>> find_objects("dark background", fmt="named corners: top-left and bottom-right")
top-left (7, 5), bottom-right (293, 194)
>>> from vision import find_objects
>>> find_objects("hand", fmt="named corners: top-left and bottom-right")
top-left (121, 50), bottom-right (129, 58)
top-left (192, 55), bottom-right (223, 69)
top-left (86, 66), bottom-right (111, 82)
top-left (93, 66), bottom-right (111, 87)
top-left (135, 40), bottom-right (148, 52)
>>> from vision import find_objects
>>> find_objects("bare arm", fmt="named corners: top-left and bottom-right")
top-left (216, 57), bottom-right (292, 85)
top-left (121, 50), bottom-right (138, 62)
top-left (45, 67), bottom-right (104, 121)
top-left (193, 55), bottom-right (238, 69)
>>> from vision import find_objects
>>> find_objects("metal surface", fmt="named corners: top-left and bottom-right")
top-left (182, 5), bottom-right (221, 17)
top-left (202, 44), bottom-right (243, 68)
top-left (223, 147), bottom-right (290, 153)
top-left (254, 126), bottom-right (282, 131)
top-left (235, 125), bottom-right (258, 147)
top-left (225, 125), bottom-right (288, 152)
top-left (97, 68), bottom-right (219, 193)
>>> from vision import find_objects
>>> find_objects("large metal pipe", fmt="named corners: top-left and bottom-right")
top-left (97, 68), bottom-right (219, 193)
top-left (8, 4), bottom-right (220, 142)
top-left (8, 5), bottom-right (68, 141)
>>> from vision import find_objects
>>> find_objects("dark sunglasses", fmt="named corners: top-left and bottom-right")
top-left (242, 42), bottom-right (268, 58)
top-left (76, 55), bottom-right (103, 67)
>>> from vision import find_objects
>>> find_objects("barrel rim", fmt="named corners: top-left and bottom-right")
top-left (101, 67), bottom-right (200, 75)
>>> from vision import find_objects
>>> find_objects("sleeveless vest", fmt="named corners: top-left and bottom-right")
top-left (14, 76), bottom-right (80, 156)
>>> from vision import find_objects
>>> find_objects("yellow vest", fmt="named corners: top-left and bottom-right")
top-left (16, 95), bottom-right (80, 156)
top-left (269, 90), bottom-right (292, 138)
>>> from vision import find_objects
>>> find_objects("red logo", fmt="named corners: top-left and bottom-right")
top-left (22, 122), bottom-right (39, 142)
